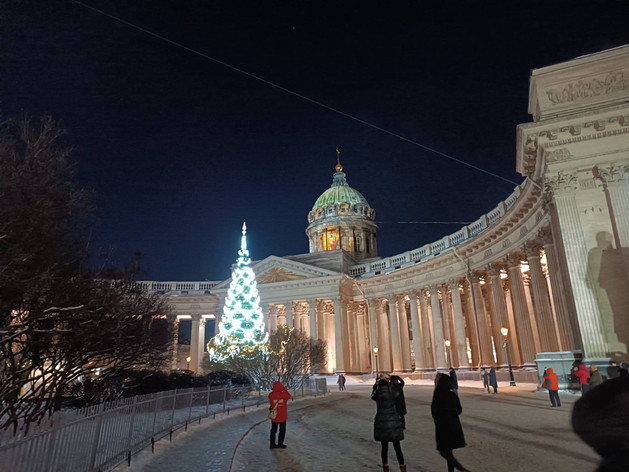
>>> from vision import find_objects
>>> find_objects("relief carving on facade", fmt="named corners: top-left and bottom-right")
top-left (545, 70), bottom-right (629, 104)
top-left (545, 147), bottom-right (573, 163)
top-left (257, 267), bottom-right (307, 284)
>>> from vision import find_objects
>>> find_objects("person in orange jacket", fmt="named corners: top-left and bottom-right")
top-left (575, 363), bottom-right (591, 394)
top-left (269, 381), bottom-right (291, 449)
top-left (540, 367), bottom-right (561, 407)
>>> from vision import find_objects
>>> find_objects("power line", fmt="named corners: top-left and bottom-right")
top-left (375, 221), bottom-right (472, 224)
top-left (72, 1), bottom-right (520, 186)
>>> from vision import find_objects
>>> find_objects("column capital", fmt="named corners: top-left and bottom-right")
top-left (427, 283), bottom-right (440, 293)
top-left (505, 252), bottom-right (524, 269)
top-left (537, 226), bottom-right (553, 245)
top-left (306, 298), bottom-right (317, 305)
top-left (386, 293), bottom-right (397, 302)
top-left (488, 262), bottom-right (505, 278)
top-left (523, 240), bottom-right (543, 259)
top-left (406, 289), bottom-right (420, 300)
top-left (190, 313), bottom-right (203, 322)
top-left (446, 277), bottom-right (461, 289)
top-left (468, 271), bottom-right (483, 284)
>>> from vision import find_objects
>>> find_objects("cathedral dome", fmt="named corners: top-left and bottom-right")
top-left (311, 172), bottom-right (370, 211)
top-left (306, 164), bottom-right (378, 260)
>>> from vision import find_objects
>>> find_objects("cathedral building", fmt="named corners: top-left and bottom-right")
top-left (143, 46), bottom-right (629, 385)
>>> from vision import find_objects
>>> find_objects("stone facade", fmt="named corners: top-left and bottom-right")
top-left (144, 47), bottom-right (629, 377)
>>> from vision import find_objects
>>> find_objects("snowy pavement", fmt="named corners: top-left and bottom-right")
top-left (121, 385), bottom-right (599, 472)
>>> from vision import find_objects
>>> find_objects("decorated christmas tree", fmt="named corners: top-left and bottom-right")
top-left (208, 223), bottom-right (268, 361)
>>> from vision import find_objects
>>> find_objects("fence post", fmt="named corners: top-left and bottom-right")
top-left (45, 415), bottom-right (60, 472)
top-left (88, 404), bottom-right (105, 470)
top-left (188, 390), bottom-right (194, 421)
top-left (150, 393), bottom-right (160, 436)
top-left (169, 389), bottom-right (177, 436)
top-left (125, 396), bottom-right (138, 463)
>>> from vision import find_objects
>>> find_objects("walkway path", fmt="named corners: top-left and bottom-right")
top-left (122, 386), bottom-right (599, 472)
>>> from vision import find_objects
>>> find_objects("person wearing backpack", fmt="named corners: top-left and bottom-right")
top-left (269, 381), bottom-right (291, 449)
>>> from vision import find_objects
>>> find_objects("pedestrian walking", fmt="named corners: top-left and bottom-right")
top-left (431, 373), bottom-right (471, 472)
top-left (372, 378), bottom-right (406, 472)
top-left (480, 367), bottom-right (489, 393)
top-left (268, 381), bottom-right (291, 449)
top-left (390, 375), bottom-right (407, 430)
top-left (575, 363), bottom-right (591, 394)
top-left (572, 375), bottom-right (629, 471)
top-left (449, 368), bottom-right (459, 396)
top-left (337, 373), bottom-right (346, 391)
top-left (488, 367), bottom-right (498, 394)
top-left (540, 367), bottom-right (561, 407)
top-left (589, 365), bottom-right (603, 388)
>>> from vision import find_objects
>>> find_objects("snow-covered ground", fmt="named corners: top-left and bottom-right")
top-left (122, 384), bottom-right (599, 472)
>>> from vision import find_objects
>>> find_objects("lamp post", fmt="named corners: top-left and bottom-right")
top-left (373, 347), bottom-right (379, 377)
top-left (445, 340), bottom-right (452, 369)
top-left (501, 328), bottom-right (516, 386)
top-left (186, 356), bottom-right (191, 371)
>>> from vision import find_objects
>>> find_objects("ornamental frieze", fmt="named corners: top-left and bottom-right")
top-left (545, 70), bottom-right (629, 105)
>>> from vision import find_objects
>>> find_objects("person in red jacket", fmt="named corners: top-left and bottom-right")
top-left (575, 363), bottom-right (591, 394)
top-left (269, 381), bottom-right (291, 449)
top-left (540, 367), bottom-right (561, 407)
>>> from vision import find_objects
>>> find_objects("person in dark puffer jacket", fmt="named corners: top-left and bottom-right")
top-left (572, 376), bottom-right (629, 472)
top-left (372, 378), bottom-right (406, 472)
top-left (432, 373), bottom-right (471, 472)
top-left (390, 375), bottom-right (407, 430)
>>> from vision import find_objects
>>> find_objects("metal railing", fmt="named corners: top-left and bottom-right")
top-left (0, 379), bottom-right (327, 472)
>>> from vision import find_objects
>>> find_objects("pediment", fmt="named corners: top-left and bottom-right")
top-left (212, 255), bottom-right (340, 290)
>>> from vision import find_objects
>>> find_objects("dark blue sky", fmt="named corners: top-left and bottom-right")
top-left (4, 1), bottom-right (629, 281)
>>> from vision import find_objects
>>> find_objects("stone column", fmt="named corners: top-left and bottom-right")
top-left (441, 286), bottom-right (457, 368)
top-left (525, 242), bottom-right (560, 353)
top-left (333, 298), bottom-right (345, 373)
top-left (488, 265), bottom-right (509, 366)
top-left (356, 312), bottom-right (368, 372)
top-left (522, 273), bottom-right (542, 353)
top-left (293, 302), bottom-right (301, 331)
top-left (307, 299), bottom-right (317, 341)
top-left (428, 285), bottom-right (447, 370)
top-left (597, 163), bottom-right (629, 266)
top-left (408, 291), bottom-right (425, 371)
top-left (367, 299), bottom-right (378, 373)
top-left (503, 281), bottom-right (523, 366)
top-left (462, 281), bottom-right (480, 368)
top-left (507, 254), bottom-right (537, 365)
top-left (550, 189), bottom-right (608, 358)
top-left (270, 304), bottom-right (277, 332)
top-left (347, 302), bottom-right (359, 372)
top-left (448, 279), bottom-right (470, 369)
top-left (190, 314), bottom-right (202, 373)
top-left (387, 295), bottom-right (403, 372)
top-left (198, 319), bottom-right (206, 368)
top-left (419, 290), bottom-right (434, 369)
top-left (285, 302), bottom-right (294, 328)
top-left (396, 295), bottom-right (413, 372)
top-left (539, 229), bottom-right (579, 351)
top-left (172, 318), bottom-right (180, 370)
top-left (469, 273), bottom-right (495, 366)
top-left (262, 302), bottom-right (271, 335)
top-left (377, 299), bottom-right (392, 372)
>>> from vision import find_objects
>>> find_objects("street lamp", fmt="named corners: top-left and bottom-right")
top-left (501, 328), bottom-right (516, 386)
top-left (444, 340), bottom-right (452, 368)
top-left (373, 347), bottom-right (379, 377)
top-left (186, 356), bottom-right (191, 371)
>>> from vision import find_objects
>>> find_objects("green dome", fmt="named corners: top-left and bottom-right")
top-left (311, 172), bottom-right (369, 211)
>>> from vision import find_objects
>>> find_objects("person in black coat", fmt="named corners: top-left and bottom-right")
top-left (449, 368), bottom-right (459, 396)
top-left (390, 375), bottom-right (407, 429)
top-left (431, 373), bottom-right (470, 472)
top-left (372, 378), bottom-right (406, 472)
top-left (572, 376), bottom-right (629, 472)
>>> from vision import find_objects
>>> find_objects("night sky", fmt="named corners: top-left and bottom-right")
top-left (4, 1), bottom-right (629, 282)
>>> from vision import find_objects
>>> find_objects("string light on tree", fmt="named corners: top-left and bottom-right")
top-left (208, 223), bottom-right (268, 361)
